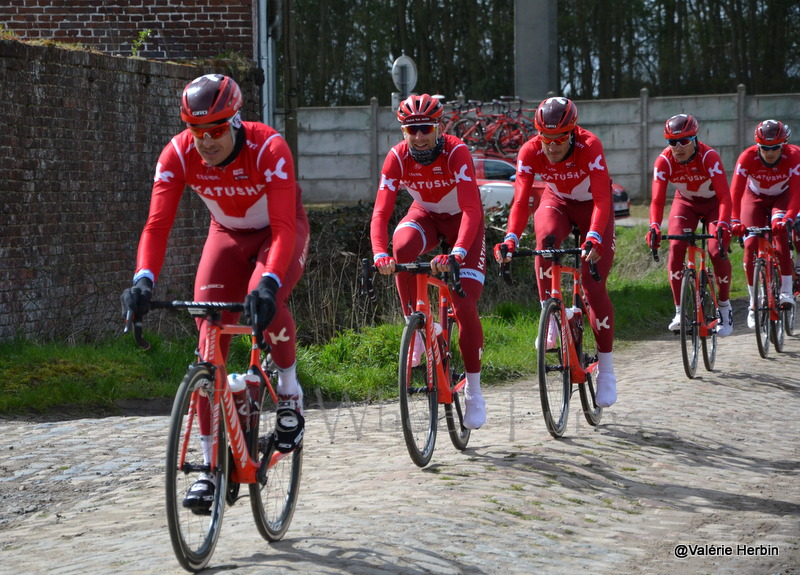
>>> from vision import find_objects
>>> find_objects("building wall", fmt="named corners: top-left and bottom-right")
top-left (0, 0), bottom-right (255, 59)
top-left (280, 88), bottom-right (800, 206)
top-left (0, 39), bottom-right (258, 342)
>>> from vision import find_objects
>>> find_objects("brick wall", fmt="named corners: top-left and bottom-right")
top-left (0, 39), bottom-right (258, 342)
top-left (0, 0), bottom-right (255, 60)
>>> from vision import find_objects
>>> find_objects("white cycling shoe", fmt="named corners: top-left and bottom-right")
top-left (463, 393), bottom-right (486, 430)
top-left (717, 303), bottom-right (733, 337)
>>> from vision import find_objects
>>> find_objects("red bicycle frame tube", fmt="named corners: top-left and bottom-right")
top-left (546, 260), bottom-right (592, 384)
top-left (412, 273), bottom-right (454, 405)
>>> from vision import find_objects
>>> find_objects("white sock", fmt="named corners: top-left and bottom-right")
top-left (465, 372), bottom-right (482, 398)
top-left (200, 434), bottom-right (212, 465)
top-left (781, 275), bottom-right (793, 295)
top-left (277, 363), bottom-right (299, 396)
top-left (595, 352), bottom-right (617, 407)
top-left (598, 351), bottom-right (615, 374)
top-left (747, 285), bottom-right (754, 308)
top-left (718, 299), bottom-right (730, 308)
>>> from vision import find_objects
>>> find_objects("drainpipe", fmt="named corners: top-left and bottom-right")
top-left (257, 0), bottom-right (279, 126)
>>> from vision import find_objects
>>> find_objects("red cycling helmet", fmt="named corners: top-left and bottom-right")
top-left (664, 114), bottom-right (698, 139)
top-left (396, 94), bottom-right (444, 125)
top-left (180, 74), bottom-right (243, 124)
top-left (754, 119), bottom-right (789, 146)
top-left (533, 97), bottom-right (578, 133)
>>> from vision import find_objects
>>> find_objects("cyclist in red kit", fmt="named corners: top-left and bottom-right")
top-left (730, 119), bottom-right (800, 327)
top-left (646, 114), bottom-right (733, 336)
top-left (494, 97), bottom-right (617, 408)
top-left (121, 74), bottom-right (309, 510)
top-left (371, 94), bottom-right (488, 429)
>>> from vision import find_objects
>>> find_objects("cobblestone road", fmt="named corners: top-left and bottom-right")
top-left (1, 305), bottom-right (799, 574)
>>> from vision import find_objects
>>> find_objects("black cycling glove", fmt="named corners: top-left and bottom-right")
top-left (121, 277), bottom-right (153, 318)
top-left (244, 276), bottom-right (279, 332)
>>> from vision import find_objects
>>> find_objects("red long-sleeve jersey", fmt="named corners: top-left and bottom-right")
top-left (370, 135), bottom-right (483, 258)
top-left (650, 141), bottom-right (731, 226)
top-left (135, 122), bottom-right (299, 285)
top-left (507, 126), bottom-right (613, 243)
top-left (730, 144), bottom-right (800, 222)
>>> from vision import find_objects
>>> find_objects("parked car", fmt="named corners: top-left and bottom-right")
top-left (472, 155), bottom-right (630, 219)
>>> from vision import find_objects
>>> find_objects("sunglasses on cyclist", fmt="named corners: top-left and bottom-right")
top-left (402, 124), bottom-right (437, 136)
top-left (759, 143), bottom-right (783, 152)
top-left (187, 121), bottom-right (231, 140)
top-left (667, 137), bottom-right (695, 147)
top-left (539, 131), bottom-right (572, 145)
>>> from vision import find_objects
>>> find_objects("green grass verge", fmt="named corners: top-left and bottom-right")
top-left (0, 221), bottom-right (747, 415)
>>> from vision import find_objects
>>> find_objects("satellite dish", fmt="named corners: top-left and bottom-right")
top-left (391, 55), bottom-right (417, 97)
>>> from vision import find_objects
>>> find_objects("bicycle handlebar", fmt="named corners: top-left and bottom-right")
top-left (360, 256), bottom-right (467, 300)
top-left (498, 245), bottom-right (601, 283)
top-left (124, 300), bottom-right (265, 351)
top-left (651, 231), bottom-right (728, 262)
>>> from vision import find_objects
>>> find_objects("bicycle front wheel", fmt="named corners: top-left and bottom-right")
top-left (700, 269), bottom-right (718, 372)
top-left (443, 314), bottom-right (470, 451)
top-left (753, 260), bottom-right (771, 358)
top-left (538, 299), bottom-right (570, 438)
top-left (399, 313), bottom-right (438, 467)
top-left (250, 377), bottom-right (303, 542)
top-left (679, 269), bottom-right (699, 378)
top-left (165, 365), bottom-right (228, 572)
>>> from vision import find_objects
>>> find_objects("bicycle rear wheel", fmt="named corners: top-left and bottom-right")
top-left (250, 374), bottom-right (303, 542)
top-left (679, 269), bottom-right (699, 378)
top-left (753, 260), bottom-right (771, 358)
top-left (700, 269), bottom-right (718, 371)
top-left (537, 299), bottom-right (570, 438)
top-left (399, 313), bottom-right (438, 467)
top-left (452, 118), bottom-right (483, 152)
top-left (443, 314), bottom-right (470, 451)
top-left (492, 120), bottom-right (527, 158)
top-left (770, 260), bottom-right (786, 352)
top-left (165, 365), bottom-right (228, 572)
top-left (576, 304), bottom-right (602, 427)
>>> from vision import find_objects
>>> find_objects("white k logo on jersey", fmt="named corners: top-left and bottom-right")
top-left (708, 161), bottom-right (723, 177)
top-left (595, 316), bottom-right (611, 330)
top-left (455, 164), bottom-right (472, 183)
top-left (517, 160), bottom-right (533, 175)
top-left (588, 155), bottom-right (606, 172)
top-left (380, 175), bottom-right (398, 191)
top-left (654, 167), bottom-right (667, 181)
top-left (155, 162), bottom-right (174, 183)
top-left (735, 164), bottom-right (748, 177)
top-left (789, 164), bottom-right (800, 177)
top-left (264, 157), bottom-right (288, 182)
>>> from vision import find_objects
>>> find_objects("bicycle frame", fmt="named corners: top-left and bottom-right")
top-left (131, 303), bottom-right (284, 484)
top-left (498, 230), bottom-right (603, 437)
top-left (667, 237), bottom-right (720, 338)
top-left (360, 255), bottom-right (470, 465)
top-left (192, 318), bottom-right (279, 485)
top-left (749, 227), bottom-right (781, 322)
top-left (536, 248), bottom-right (596, 384)
top-left (404, 267), bottom-right (462, 404)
